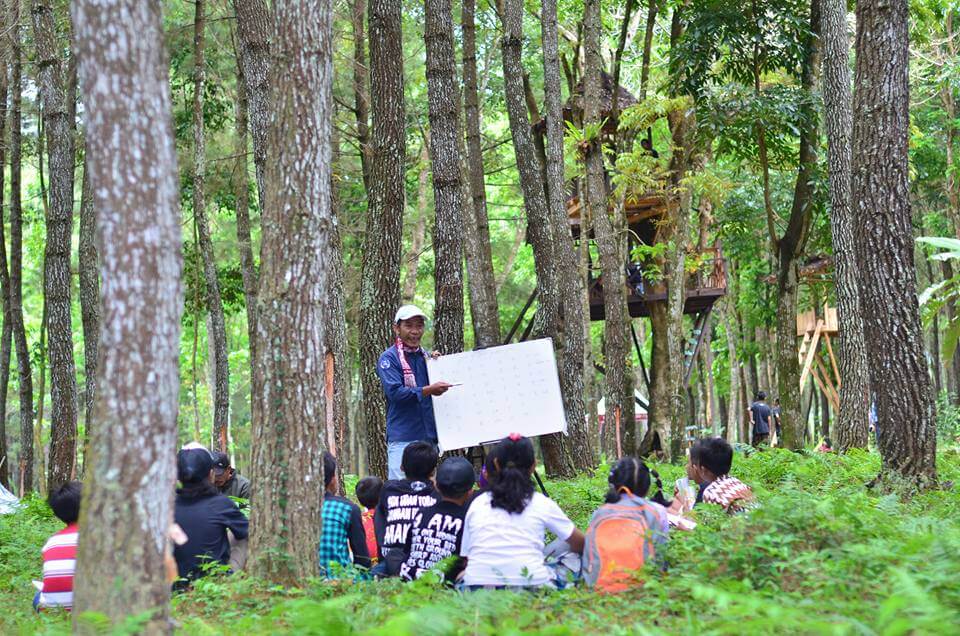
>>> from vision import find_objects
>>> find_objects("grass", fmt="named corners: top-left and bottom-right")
top-left (2, 448), bottom-right (959, 634)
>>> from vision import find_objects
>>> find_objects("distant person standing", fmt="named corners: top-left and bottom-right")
top-left (749, 392), bottom-right (771, 447)
top-left (377, 305), bottom-right (454, 479)
top-left (770, 398), bottom-right (782, 445)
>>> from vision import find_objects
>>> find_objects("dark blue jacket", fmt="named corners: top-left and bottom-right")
top-left (377, 345), bottom-right (438, 443)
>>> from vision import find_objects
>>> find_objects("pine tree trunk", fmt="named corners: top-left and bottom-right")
top-left (248, 0), bottom-right (335, 582)
top-left (542, 0), bottom-right (592, 470)
top-left (402, 141), bottom-right (429, 303)
top-left (0, 43), bottom-right (9, 490)
top-left (78, 151), bottom-right (100, 441)
top-left (461, 0), bottom-right (500, 348)
top-left (33, 0), bottom-right (78, 488)
top-left (775, 0), bottom-right (820, 451)
top-left (852, 0), bottom-right (937, 485)
top-left (723, 297), bottom-right (740, 442)
top-left (192, 0), bottom-right (230, 452)
top-left (8, 0), bottom-right (31, 493)
top-left (232, 0), bottom-right (271, 208)
top-left (500, 0), bottom-right (574, 476)
top-left (70, 0), bottom-right (183, 627)
top-left (233, 60), bottom-right (258, 380)
top-left (351, 0), bottom-right (370, 189)
top-left (423, 0), bottom-right (464, 354)
top-left (821, 0), bottom-right (870, 451)
top-left (584, 0), bottom-right (634, 458)
top-left (359, 0), bottom-right (405, 478)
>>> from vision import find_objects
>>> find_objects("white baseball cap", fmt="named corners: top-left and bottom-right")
top-left (394, 304), bottom-right (428, 323)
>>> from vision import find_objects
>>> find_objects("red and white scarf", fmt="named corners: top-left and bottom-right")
top-left (395, 338), bottom-right (424, 388)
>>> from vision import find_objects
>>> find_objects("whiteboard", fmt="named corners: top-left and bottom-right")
top-left (427, 338), bottom-right (567, 451)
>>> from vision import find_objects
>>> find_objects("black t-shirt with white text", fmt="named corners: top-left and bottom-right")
top-left (399, 499), bottom-right (467, 582)
top-left (374, 478), bottom-right (438, 575)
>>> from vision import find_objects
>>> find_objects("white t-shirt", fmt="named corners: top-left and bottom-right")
top-left (461, 491), bottom-right (576, 587)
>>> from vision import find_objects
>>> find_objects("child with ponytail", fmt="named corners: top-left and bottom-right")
top-left (460, 434), bottom-right (584, 589)
top-left (581, 457), bottom-right (669, 593)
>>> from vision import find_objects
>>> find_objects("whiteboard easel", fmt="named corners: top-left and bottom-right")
top-left (426, 338), bottom-right (567, 452)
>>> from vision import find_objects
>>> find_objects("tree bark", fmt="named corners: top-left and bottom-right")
top-left (775, 0), bottom-right (820, 451)
top-left (232, 0), bottom-right (271, 208)
top-left (402, 140), bottom-right (429, 303)
top-left (821, 0), bottom-right (870, 451)
top-left (461, 0), bottom-right (500, 348)
top-left (584, 0), bottom-right (634, 458)
top-left (233, 53), bottom-right (258, 381)
top-left (191, 0), bottom-right (230, 452)
top-left (0, 40), bottom-right (9, 490)
top-left (8, 0), bottom-right (31, 493)
top-left (33, 0), bottom-right (78, 488)
top-left (542, 0), bottom-right (593, 470)
top-left (722, 297), bottom-right (740, 442)
top-left (70, 0), bottom-right (182, 628)
top-left (499, 0), bottom-right (574, 476)
top-left (78, 151), bottom-right (100, 445)
top-left (248, 0), bottom-right (335, 582)
top-left (852, 0), bottom-right (937, 485)
top-left (423, 0), bottom-right (465, 354)
top-left (359, 0), bottom-right (405, 479)
top-left (351, 0), bottom-right (371, 189)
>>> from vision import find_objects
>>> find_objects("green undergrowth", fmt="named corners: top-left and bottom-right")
top-left (2, 449), bottom-right (959, 635)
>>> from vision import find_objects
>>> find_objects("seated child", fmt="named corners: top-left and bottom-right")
top-left (582, 457), bottom-right (669, 593)
top-left (173, 444), bottom-right (249, 587)
top-left (816, 437), bottom-right (833, 453)
top-left (355, 476), bottom-right (383, 564)
top-left (36, 481), bottom-right (81, 611)
top-left (689, 437), bottom-right (755, 514)
top-left (318, 452), bottom-right (371, 577)
top-left (399, 457), bottom-right (475, 582)
top-left (374, 441), bottom-right (439, 576)
top-left (460, 434), bottom-right (584, 590)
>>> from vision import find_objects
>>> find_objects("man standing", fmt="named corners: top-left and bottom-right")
top-left (749, 391), bottom-right (772, 447)
top-left (377, 305), bottom-right (452, 479)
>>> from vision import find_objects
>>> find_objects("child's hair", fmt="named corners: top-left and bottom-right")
top-left (400, 441), bottom-right (439, 481)
top-left (48, 481), bottom-right (82, 524)
top-left (823, 436), bottom-right (832, 448)
top-left (323, 451), bottom-right (337, 488)
top-left (355, 476), bottom-right (383, 509)
top-left (490, 435), bottom-right (535, 514)
top-left (694, 437), bottom-right (733, 477)
top-left (605, 457), bottom-right (652, 503)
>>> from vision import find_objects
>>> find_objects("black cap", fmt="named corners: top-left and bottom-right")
top-left (436, 457), bottom-right (476, 497)
top-left (212, 451), bottom-right (231, 471)
top-left (177, 446), bottom-right (214, 484)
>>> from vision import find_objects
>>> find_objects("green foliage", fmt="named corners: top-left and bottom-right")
top-left (4, 452), bottom-right (960, 634)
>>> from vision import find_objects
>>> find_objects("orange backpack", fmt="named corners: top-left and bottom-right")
top-left (582, 497), bottom-right (665, 593)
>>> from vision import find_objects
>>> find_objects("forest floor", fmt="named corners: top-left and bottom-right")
top-left (2, 448), bottom-right (959, 635)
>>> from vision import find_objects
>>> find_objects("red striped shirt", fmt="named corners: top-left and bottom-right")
top-left (40, 523), bottom-right (78, 610)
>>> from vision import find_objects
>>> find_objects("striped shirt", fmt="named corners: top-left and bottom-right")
top-left (40, 523), bottom-right (78, 610)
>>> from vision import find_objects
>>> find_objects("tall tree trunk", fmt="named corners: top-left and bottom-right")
top-left (821, 0), bottom-right (870, 450)
top-left (542, 0), bottom-right (592, 469)
top-left (70, 0), bottom-right (183, 627)
top-left (402, 140), bottom-right (429, 303)
top-left (423, 0), bottom-right (465, 354)
top-left (499, 0), bottom-right (574, 475)
top-left (191, 0), bottom-right (230, 452)
top-left (8, 0), bottom-right (31, 493)
top-left (584, 0), bottom-right (634, 458)
top-left (78, 152), bottom-right (99, 442)
top-left (33, 0), bottom-right (78, 488)
top-left (775, 0), bottom-right (820, 451)
top-left (461, 0), bottom-right (500, 348)
top-left (0, 42), bottom-right (9, 490)
top-left (249, 0), bottom-right (335, 582)
top-left (351, 0), bottom-right (370, 189)
top-left (722, 298), bottom-right (740, 442)
top-left (233, 53), bottom-right (258, 380)
top-left (232, 0), bottom-right (271, 208)
top-left (852, 0), bottom-right (937, 485)
top-left (359, 0), bottom-right (406, 479)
